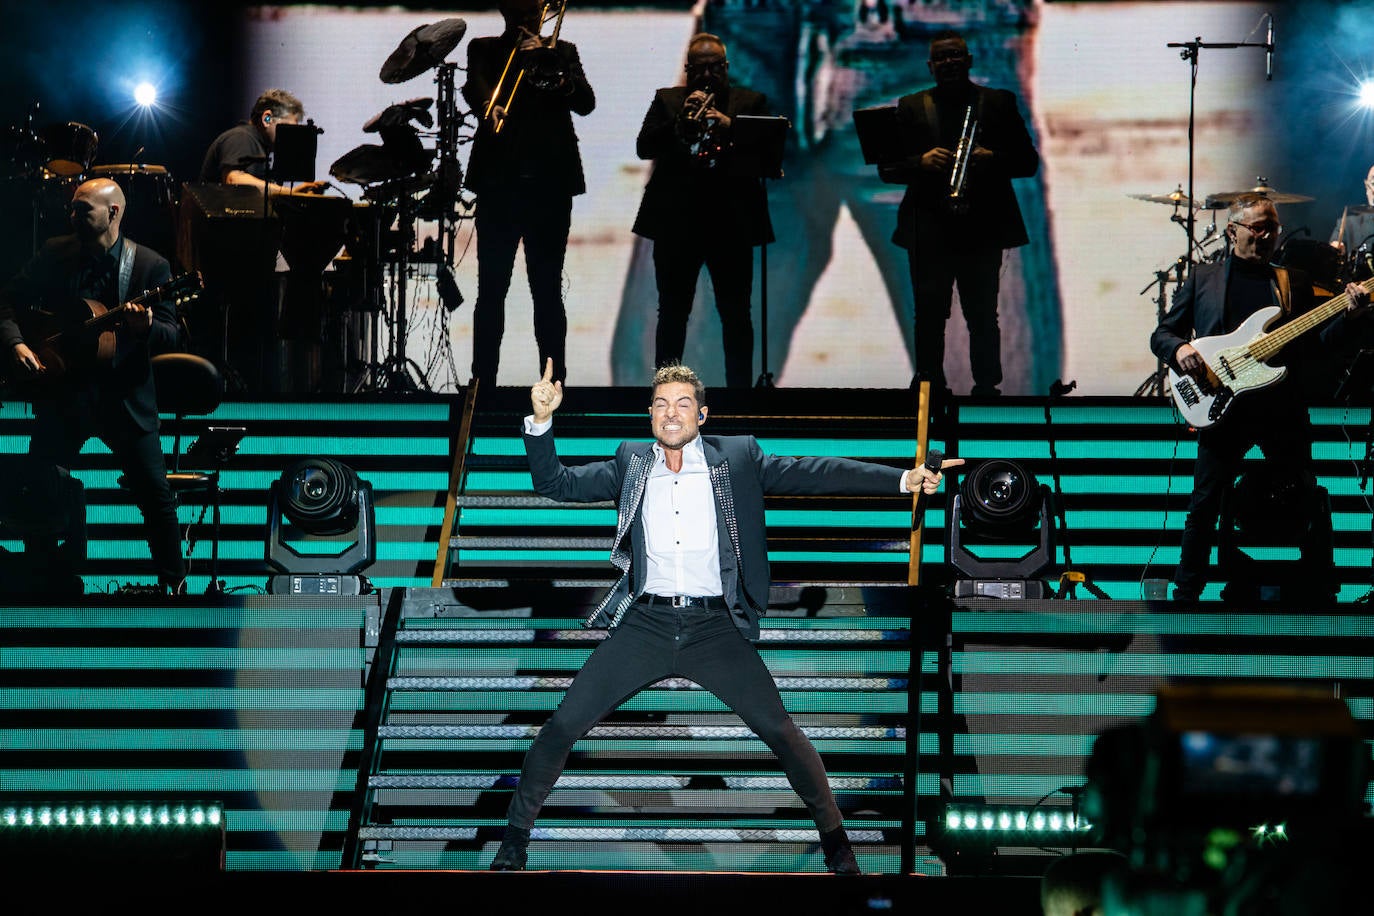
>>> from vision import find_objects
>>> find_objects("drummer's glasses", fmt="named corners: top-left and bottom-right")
top-left (1232, 220), bottom-right (1281, 238)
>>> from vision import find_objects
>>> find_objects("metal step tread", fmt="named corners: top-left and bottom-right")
top-left (377, 724), bottom-right (905, 740)
top-left (366, 773), bottom-right (902, 791)
top-left (390, 628), bottom-right (906, 645)
top-left (384, 675), bottom-right (908, 691)
top-left (357, 825), bottom-right (888, 843)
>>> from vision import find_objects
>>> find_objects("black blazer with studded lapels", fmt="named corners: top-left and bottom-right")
top-left (523, 429), bottom-right (905, 640)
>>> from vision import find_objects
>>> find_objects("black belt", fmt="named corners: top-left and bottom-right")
top-left (641, 594), bottom-right (728, 610)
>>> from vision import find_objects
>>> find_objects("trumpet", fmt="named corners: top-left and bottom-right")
top-left (948, 104), bottom-right (977, 214)
top-left (484, 0), bottom-right (569, 134)
top-left (677, 91), bottom-right (724, 166)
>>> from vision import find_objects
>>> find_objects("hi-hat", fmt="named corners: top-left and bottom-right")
top-left (1209, 180), bottom-right (1314, 205)
top-left (380, 18), bottom-right (468, 84)
top-left (1128, 188), bottom-right (1218, 208)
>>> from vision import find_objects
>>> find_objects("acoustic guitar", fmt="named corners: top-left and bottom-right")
top-left (3, 272), bottom-right (201, 395)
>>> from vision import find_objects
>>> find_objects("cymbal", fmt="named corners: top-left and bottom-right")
top-left (329, 142), bottom-right (434, 186)
top-left (1127, 189), bottom-right (1217, 208)
top-left (330, 145), bottom-right (412, 185)
top-left (380, 18), bottom-right (467, 84)
top-left (363, 98), bottom-right (434, 132)
top-left (1209, 182), bottom-right (1314, 205)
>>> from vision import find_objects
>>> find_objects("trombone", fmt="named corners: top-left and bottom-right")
top-left (483, 0), bottom-right (569, 134)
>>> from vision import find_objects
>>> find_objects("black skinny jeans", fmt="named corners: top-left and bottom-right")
top-left (28, 398), bottom-right (184, 585)
top-left (504, 600), bottom-right (843, 833)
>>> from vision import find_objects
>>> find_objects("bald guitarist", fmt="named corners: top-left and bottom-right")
top-left (1150, 193), bottom-right (1370, 602)
top-left (0, 177), bottom-right (187, 593)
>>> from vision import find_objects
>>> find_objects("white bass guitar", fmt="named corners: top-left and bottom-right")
top-left (1168, 277), bottom-right (1374, 428)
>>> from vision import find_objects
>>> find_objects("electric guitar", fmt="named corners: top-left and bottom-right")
top-left (2, 272), bottom-right (201, 396)
top-left (1168, 276), bottom-right (1374, 428)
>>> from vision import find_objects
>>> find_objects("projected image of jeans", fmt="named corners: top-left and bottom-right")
top-left (611, 0), bottom-right (1062, 393)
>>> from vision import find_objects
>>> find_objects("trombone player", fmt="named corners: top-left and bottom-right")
top-left (462, 0), bottom-right (594, 387)
top-left (879, 29), bottom-right (1039, 398)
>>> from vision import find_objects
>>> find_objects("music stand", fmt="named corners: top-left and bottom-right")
top-left (273, 122), bottom-right (319, 183)
top-left (732, 115), bottom-right (790, 388)
top-left (852, 105), bottom-right (903, 166)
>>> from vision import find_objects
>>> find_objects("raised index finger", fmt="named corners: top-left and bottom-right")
top-left (541, 357), bottom-right (554, 384)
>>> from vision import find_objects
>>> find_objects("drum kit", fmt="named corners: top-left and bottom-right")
top-left (324, 16), bottom-right (474, 391)
top-left (0, 113), bottom-right (178, 278)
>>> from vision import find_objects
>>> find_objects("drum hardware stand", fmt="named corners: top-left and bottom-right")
top-left (1134, 256), bottom-right (1189, 397)
top-left (353, 64), bottom-right (470, 393)
top-left (363, 185), bottom-right (432, 392)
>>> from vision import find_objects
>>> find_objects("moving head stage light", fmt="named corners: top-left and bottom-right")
top-left (948, 459), bottom-right (1054, 598)
top-left (266, 457), bottom-right (376, 595)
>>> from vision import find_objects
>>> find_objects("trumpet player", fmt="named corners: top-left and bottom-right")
top-left (632, 33), bottom-right (771, 388)
top-left (462, 0), bottom-right (595, 387)
top-left (880, 30), bottom-right (1039, 398)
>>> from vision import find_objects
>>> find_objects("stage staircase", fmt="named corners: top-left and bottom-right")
top-left (346, 387), bottom-right (943, 873)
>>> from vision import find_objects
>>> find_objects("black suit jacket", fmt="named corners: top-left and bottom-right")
top-left (632, 85), bottom-right (774, 247)
top-left (524, 430), bottom-right (904, 639)
top-left (1148, 256), bottom-right (1374, 403)
top-left (883, 83), bottom-right (1038, 251)
top-left (0, 234), bottom-right (177, 432)
top-left (461, 36), bottom-right (595, 196)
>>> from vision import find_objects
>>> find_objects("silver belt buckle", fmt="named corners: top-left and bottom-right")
top-left (671, 595), bottom-right (688, 608)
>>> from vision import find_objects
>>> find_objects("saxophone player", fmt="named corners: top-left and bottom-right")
top-left (880, 30), bottom-right (1039, 398)
top-left (632, 33), bottom-right (771, 388)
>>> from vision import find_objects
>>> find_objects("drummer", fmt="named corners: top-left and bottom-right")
top-left (199, 88), bottom-right (328, 195)
top-left (1329, 163), bottom-right (1374, 281)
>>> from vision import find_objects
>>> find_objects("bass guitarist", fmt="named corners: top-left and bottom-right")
top-left (0, 177), bottom-right (186, 593)
top-left (1150, 193), bottom-right (1369, 602)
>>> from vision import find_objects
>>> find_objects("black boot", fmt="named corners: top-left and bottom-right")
top-left (819, 825), bottom-right (861, 875)
top-left (489, 825), bottom-right (531, 871)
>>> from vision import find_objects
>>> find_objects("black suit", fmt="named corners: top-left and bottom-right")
top-left (883, 82), bottom-right (1038, 393)
top-left (1150, 257), bottom-right (1348, 598)
top-left (462, 34), bottom-right (594, 386)
top-left (0, 233), bottom-right (185, 587)
top-left (501, 427), bottom-right (905, 841)
top-left (633, 85), bottom-right (772, 387)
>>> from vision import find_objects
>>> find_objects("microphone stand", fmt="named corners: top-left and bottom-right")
top-left (1166, 27), bottom-right (1273, 279)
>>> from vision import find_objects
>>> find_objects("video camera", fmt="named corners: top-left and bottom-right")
top-left (1082, 684), bottom-right (1370, 914)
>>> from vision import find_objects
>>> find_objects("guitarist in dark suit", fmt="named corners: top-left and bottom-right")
top-left (633, 33), bottom-right (772, 388)
top-left (0, 177), bottom-right (186, 593)
top-left (1150, 193), bottom-right (1369, 602)
top-left (487, 358), bottom-right (961, 873)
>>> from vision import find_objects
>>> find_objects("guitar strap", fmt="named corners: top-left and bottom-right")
top-left (1272, 265), bottom-right (1292, 315)
top-left (117, 239), bottom-right (137, 305)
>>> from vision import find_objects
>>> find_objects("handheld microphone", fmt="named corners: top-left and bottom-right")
top-left (1266, 13), bottom-right (1274, 81)
top-left (911, 448), bottom-right (945, 532)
